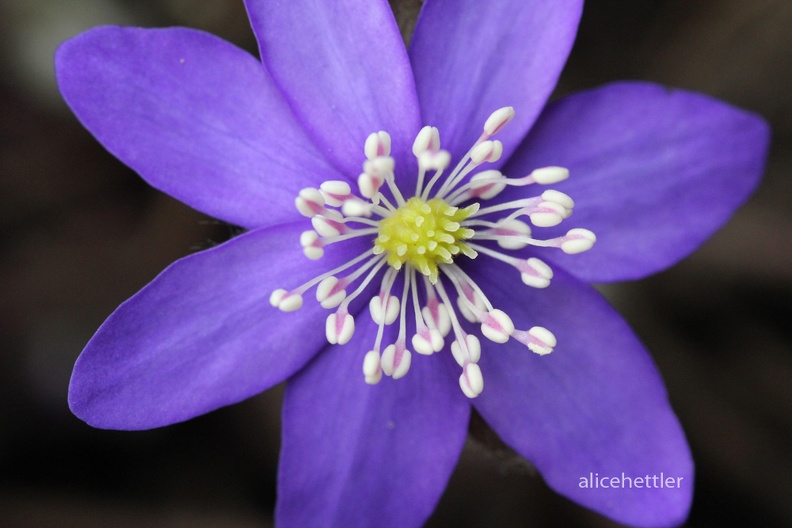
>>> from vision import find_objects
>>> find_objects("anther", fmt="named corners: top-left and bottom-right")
top-left (468, 170), bottom-right (506, 200)
top-left (365, 131), bottom-right (391, 160)
top-left (493, 219), bottom-right (531, 250)
top-left (513, 326), bottom-right (557, 355)
top-left (326, 309), bottom-right (355, 345)
top-left (529, 201), bottom-right (567, 228)
top-left (483, 106), bottom-right (515, 138)
top-left (518, 257), bottom-right (554, 288)
top-left (269, 289), bottom-right (303, 312)
top-left (299, 230), bottom-right (324, 260)
top-left (295, 188), bottom-right (326, 218)
top-left (369, 294), bottom-right (400, 325)
top-left (459, 363), bottom-right (484, 398)
top-left (320, 180), bottom-right (352, 207)
top-left (451, 334), bottom-right (482, 367)
top-left (363, 350), bottom-right (383, 384)
top-left (311, 215), bottom-right (347, 238)
top-left (470, 140), bottom-right (503, 165)
top-left (529, 166), bottom-right (570, 185)
top-left (480, 309), bottom-right (515, 343)
top-left (381, 343), bottom-right (412, 379)
top-left (560, 228), bottom-right (597, 254)
top-left (315, 276), bottom-right (346, 308)
top-left (412, 126), bottom-right (441, 156)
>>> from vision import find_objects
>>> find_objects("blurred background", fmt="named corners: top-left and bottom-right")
top-left (1, 0), bottom-right (790, 526)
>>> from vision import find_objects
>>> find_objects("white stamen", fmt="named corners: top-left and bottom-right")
top-left (315, 276), bottom-right (346, 308)
top-left (560, 228), bottom-right (597, 254)
top-left (483, 106), bottom-right (515, 137)
top-left (300, 230), bottom-right (324, 260)
top-left (381, 343), bottom-right (412, 379)
top-left (412, 126), bottom-right (440, 156)
top-left (365, 131), bottom-right (391, 160)
top-left (519, 257), bottom-right (554, 288)
top-left (319, 180), bottom-right (352, 207)
top-left (529, 201), bottom-right (567, 227)
top-left (459, 363), bottom-right (484, 398)
top-left (493, 219), bottom-right (532, 250)
top-left (469, 140), bottom-right (503, 165)
top-left (295, 188), bottom-right (326, 218)
top-left (480, 309), bottom-right (515, 343)
top-left (326, 310), bottom-right (355, 345)
top-left (530, 166), bottom-right (570, 185)
top-left (363, 350), bottom-right (383, 384)
top-left (269, 289), bottom-right (303, 312)
top-left (369, 294), bottom-right (400, 325)
top-left (451, 334), bottom-right (481, 367)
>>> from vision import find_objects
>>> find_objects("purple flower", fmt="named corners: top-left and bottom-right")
top-left (55, 0), bottom-right (768, 527)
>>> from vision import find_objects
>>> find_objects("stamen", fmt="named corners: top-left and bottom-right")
top-left (277, 107), bottom-right (594, 398)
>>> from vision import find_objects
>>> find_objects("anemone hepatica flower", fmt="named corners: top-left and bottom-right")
top-left (56, 0), bottom-right (768, 526)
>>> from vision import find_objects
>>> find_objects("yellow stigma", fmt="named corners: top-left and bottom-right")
top-left (373, 197), bottom-right (477, 283)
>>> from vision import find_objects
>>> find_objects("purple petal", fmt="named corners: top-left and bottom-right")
top-left (409, 0), bottom-right (582, 163)
top-left (56, 26), bottom-right (342, 230)
top-left (277, 322), bottom-right (469, 528)
top-left (467, 260), bottom-right (693, 527)
top-left (504, 82), bottom-right (770, 282)
top-left (70, 223), bottom-right (369, 430)
top-left (245, 0), bottom-right (421, 179)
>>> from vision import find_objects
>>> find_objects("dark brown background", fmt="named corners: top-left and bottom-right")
top-left (1, 0), bottom-right (790, 526)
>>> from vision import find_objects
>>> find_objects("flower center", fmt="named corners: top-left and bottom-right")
top-left (374, 197), bottom-right (476, 283)
top-left (270, 106), bottom-right (596, 398)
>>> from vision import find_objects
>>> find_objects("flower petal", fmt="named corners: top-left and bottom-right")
top-left (277, 323), bottom-right (469, 528)
top-left (55, 26), bottom-right (342, 230)
top-left (467, 260), bottom-right (693, 527)
top-left (244, 0), bottom-right (421, 179)
top-left (69, 223), bottom-right (368, 430)
top-left (504, 81), bottom-right (770, 282)
top-left (409, 0), bottom-right (583, 163)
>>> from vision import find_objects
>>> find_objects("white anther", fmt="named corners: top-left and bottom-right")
top-left (299, 230), bottom-right (324, 260)
top-left (422, 303), bottom-right (451, 336)
top-left (469, 170), bottom-right (506, 200)
top-left (411, 328), bottom-right (443, 356)
top-left (369, 295), bottom-right (400, 325)
top-left (295, 188), bottom-right (325, 217)
top-left (364, 156), bottom-right (395, 176)
top-left (561, 228), bottom-right (597, 254)
top-left (470, 140), bottom-right (503, 164)
top-left (527, 326), bottom-right (556, 355)
top-left (418, 149), bottom-right (451, 171)
top-left (456, 291), bottom-right (486, 323)
top-left (481, 309), bottom-right (515, 343)
top-left (319, 180), bottom-right (352, 206)
top-left (341, 199), bottom-right (373, 218)
top-left (326, 311), bottom-right (355, 345)
top-left (459, 363), bottom-right (484, 398)
top-left (483, 106), bottom-right (515, 137)
top-left (541, 189), bottom-right (575, 212)
top-left (311, 215), bottom-right (344, 237)
top-left (531, 166), bottom-right (570, 185)
top-left (529, 201), bottom-right (566, 227)
top-left (495, 219), bottom-right (531, 250)
top-left (520, 257), bottom-right (554, 288)
top-left (269, 289), bottom-right (303, 312)
top-left (357, 172), bottom-right (383, 200)
top-left (381, 344), bottom-right (412, 379)
top-left (365, 131), bottom-right (391, 160)
top-left (363, 350), bottom-right (383, 384)
top-left (450, 334), bottom-right (482, 367)
top-left (412, 126), bottom-right (440, 156)
top-left (315, 276), bottom-right (346, 308)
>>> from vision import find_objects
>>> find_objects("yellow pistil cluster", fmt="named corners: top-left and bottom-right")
top-left (374, 197), bottom-right (477, 283)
